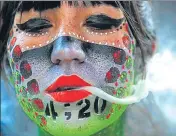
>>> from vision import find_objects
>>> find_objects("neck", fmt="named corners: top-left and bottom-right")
top-left (38, 115), bottom-right (125, 136)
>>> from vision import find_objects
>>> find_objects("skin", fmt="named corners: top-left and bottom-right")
top-left (7, 2), bottom-right (135, 136)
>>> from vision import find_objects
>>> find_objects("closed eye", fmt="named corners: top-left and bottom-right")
top-left (16, 18), bottom-right (53, 33)
top-left (84, 14), bottom-right (124, 30)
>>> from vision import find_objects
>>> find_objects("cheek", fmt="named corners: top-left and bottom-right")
top-left (103, 36), bottom-right (135, 98)
top-left (104, 48), bottom-right (127, 83)
top-left (8, 34), bottom-right (34, 77)
top-left (7, 35), bottom-right (41, 96)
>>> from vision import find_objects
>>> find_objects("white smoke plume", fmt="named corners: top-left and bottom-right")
top-left (146, 49), bottom-right (176, 128)
top-left (146, 50), bottom-right (176, 92)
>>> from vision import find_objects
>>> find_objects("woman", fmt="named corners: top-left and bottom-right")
top-left (0, 1), bottom-right (160, 136)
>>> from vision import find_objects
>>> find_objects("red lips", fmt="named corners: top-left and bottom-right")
top-left (45, 75), bottom-right (92, 103)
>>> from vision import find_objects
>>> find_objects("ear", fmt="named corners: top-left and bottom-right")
top-left (2, 53), bottom-right (15, 86)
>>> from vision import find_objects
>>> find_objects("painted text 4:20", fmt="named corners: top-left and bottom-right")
top-left (45, 96), bottom-right (107, 120)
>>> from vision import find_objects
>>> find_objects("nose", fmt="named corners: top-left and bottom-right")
top-left (51, 36), bottom-right (85, 64)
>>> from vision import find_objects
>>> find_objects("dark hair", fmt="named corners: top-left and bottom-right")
top-left (0, 1), bottom-right (155, 82)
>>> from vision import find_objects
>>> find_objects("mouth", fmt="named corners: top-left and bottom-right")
top-left (45, 75), bottom-right (92, 103)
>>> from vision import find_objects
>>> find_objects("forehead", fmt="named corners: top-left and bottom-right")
top-left (15, 1), bottom-right (123, 25)
top-left (17, 1), bottom-right (120, 12)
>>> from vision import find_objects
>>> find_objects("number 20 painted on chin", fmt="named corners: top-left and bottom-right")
top-left (45, 96), bottom-right (107, 120)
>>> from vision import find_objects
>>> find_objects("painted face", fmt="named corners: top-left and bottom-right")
top-left (7, 2), bottom-right (136, 136)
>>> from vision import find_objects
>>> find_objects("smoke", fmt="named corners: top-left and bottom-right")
top-left (146, 49), bottom-right (176, 134)
top-left (146, 50), bottom-right (176, 92)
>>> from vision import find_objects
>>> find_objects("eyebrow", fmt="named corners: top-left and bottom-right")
top-left (17, 1), bottom-right (119, 12)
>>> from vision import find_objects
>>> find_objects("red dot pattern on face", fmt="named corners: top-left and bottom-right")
top-left (35, 112), bottom-right (38, 116)
top-left (27, 79), bottom-right (40, 95)
top-left (31, 83), bottom-right (39, 93)
top-left (24, 63), bottom-right (31, 72)
top-left (113, 91), bottom-right (117, 95)
top-left (105, 67), bottom-right (119, 83)
top-left (106, 114), bottom-right (111, 119)
top-left (122, 65), bottom-right (125, 70)
top-left (40, 116), bottom-right (47, 126)
top-left (16, 64), bottom-right (19, 69)
top-left (21, 76), bottom-right (24, 82)
top-left (115, 40), bottom-right (120, 45)
top-left (113, 51), bottom-right (121, 63)
top-left (115, 82), bottom-right (118, 86)
top-left (14, 45), bottom-right (22, 56)
top-left (12, 45), bottom-right (22, 62)
top-left (106, 71), bottom-right (112, 81)
top-left (20, 61), bottom-right (32, 79)
top-left (112, 49), bottom-right (126, 65)
top-left (122, 35), bottom-right (130, 48)
top-left (10, 37), bottom-right (16, 46)
top-left (10, 37), bottom-right (17, 51)
top-left (106, 107), bottom-right (115, 119)
top-left (125, 23), bottom-right (129, 32)
top-left (32, 98), bottom-right (44, 112)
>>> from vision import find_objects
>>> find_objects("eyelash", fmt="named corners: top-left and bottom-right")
top-left (16, 16), bottom-right (123, 35)
top-left (84, 22), bottom-right (116, 30)
top-left (16, 19), bottom-right (53, 34)
top-left (84, 22), bottom-right (124, 35)
top-left (83, 19), bottom-right (124, 34)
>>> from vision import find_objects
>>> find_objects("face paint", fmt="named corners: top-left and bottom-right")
top-left (10, 37), bottom-right (17, 50)
top-left (7, 33), bottom-right (134, 135)
top-left (27, 79), bottom-right (40, 95)
top-left (20, 60), bottom-right (32, 79)
top-left (105, 67), bottom-right (120, 83)
top-left (6, 3), bottom-right (147, 136)
top-left (32, 98), bottom-right (45, 112)
top-left (21, 86), bottom-right (27, 97)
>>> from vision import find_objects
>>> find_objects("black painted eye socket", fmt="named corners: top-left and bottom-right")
top-left (84, 14), bottom-right (124, 30)
top-left (16, 18), bottom-right (53, 33)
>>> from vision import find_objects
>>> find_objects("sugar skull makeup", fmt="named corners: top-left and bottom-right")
top-left (6, 2), bottom-right (148, 136)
